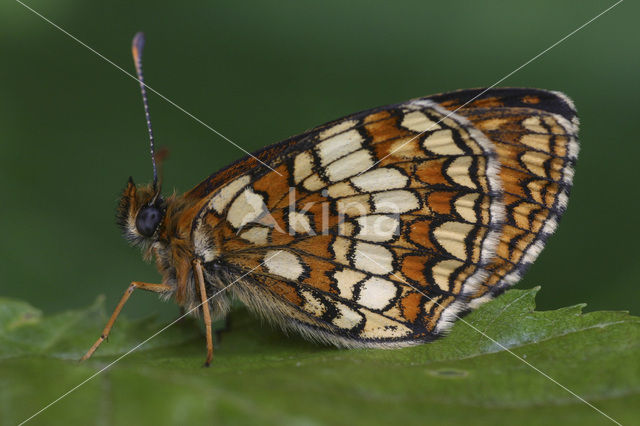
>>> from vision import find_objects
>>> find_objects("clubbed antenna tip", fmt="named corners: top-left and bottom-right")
top-left (132, 32), bottom-right (145, 64)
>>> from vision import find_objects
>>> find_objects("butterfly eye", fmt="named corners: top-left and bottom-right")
top-left (136, 205), bottom-right (162, 237)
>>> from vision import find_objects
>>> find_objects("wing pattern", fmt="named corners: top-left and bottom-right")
top-left (189, 88), bottom-right (578, 347)
top-left (430, 89), bottom-right (579, 305)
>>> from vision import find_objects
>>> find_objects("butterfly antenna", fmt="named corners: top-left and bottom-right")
top-left (131, 32), bottom-right (159, 195)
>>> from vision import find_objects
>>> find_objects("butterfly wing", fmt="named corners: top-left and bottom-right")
top-left (190, 88), bottom-right (578, 347)
top-left (429, 88), bottom-right (579, 305)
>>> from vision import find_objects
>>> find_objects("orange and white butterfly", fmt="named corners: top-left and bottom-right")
top-left (82, 33), bottom-right (578, 365)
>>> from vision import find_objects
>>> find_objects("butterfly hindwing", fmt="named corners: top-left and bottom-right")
top-left (430, 88), bottom-right (578, 305)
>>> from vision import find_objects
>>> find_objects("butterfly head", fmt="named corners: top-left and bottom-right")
top-left (117, 177), bottom-right (166, 246)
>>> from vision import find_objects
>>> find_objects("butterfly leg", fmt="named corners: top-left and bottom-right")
top-left (192, 259), bottom-right (214, 367)
top-left (80, 281), bottom-right (172, 361)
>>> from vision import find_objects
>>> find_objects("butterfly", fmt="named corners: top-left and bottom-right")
top-left (81, 33), bottom-right (579, 366)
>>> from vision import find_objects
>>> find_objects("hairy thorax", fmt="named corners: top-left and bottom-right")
top-left (151, 192), bottom-right (230, 317)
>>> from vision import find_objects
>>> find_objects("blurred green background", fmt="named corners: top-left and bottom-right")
top-left (1, 0), bottom-right (638, 323)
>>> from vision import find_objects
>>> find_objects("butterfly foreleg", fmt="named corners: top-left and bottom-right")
top-left (80, 281), bottom-right (172, 361)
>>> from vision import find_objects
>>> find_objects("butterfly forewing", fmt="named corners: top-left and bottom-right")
top-left (190, 95), bottom-right (546, 347)
top-left (185, 89), bottom-right (578, 348)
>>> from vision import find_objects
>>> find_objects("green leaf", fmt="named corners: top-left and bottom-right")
top-left (1, 287), bottom-right (638, 425)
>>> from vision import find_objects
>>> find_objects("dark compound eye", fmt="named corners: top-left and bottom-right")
top-left (135, 205), bottom-right (162, 237)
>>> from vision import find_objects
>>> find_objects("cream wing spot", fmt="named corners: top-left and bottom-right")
top-left (521, 151), bottom-right (548, 177)
top-left (372, 190), bottom-right (419, 214)
top-left (454, 193), bottom-right (479, 223)
top-left (479, 118), bottom-right (510, 131)
top-left (302, 173), bottom-right (326, 191)
top-left (300, 289), bottom-right (326, 317)
top-left (293, 152), bottom-right (314, 184)
top-left (353, 242), bottom-right (394, 275)
top-left (431, 259), bottom-right (463, 292)
top-left (240, 226), bottom-right (269, 245)
top-left (319, 119), bottom-right (358, 139)
top-left (325, 149), bottom-right (374, 182)
top-left (332, 237), bottom-right (352, 264)
top-left (264, 250), bottom-right (304, 281)
top-left (433, 221), bottom-right (474, 260)
top-left (360, 311), bottom-right (412, 339)
top-left (209, 175), bottom-right (251, 214)
top-left (227, 188), bottom-right (267, 229)
top-left (338, 221), bottom-right (355, 236)
top-left (355, 215), bottom-right (399, 242)
top-left (351, 168), bottom-right (408, 192)
top-left (336, 194), bottom-right (371, 217)
top-left (316, 129), bottom-right (363, 166)
top-left (422, 129), bottom-right (465, 155)
top-left (333, 268), bottom-right (366, 299)
top-left (332, 302), bottom-right (363, 329)
top-left (288, 211), bottom-right (312, 234)
top-left (383, 305), bottom-right (404, 322)
top-left (447, 156), bottom-right (476, 188)
top-left (327, 181), bottom-right (358, 198)
top-left (401, 110), bottom-right (441, 132)
top-left (338, 221), bottom-right (356, 237)
top-left (520, 134), bottom-right (551, 152)
top-left (357, 277), bottom-right (397, 310)
top-left (522, 116), bottom-right (547, 133)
